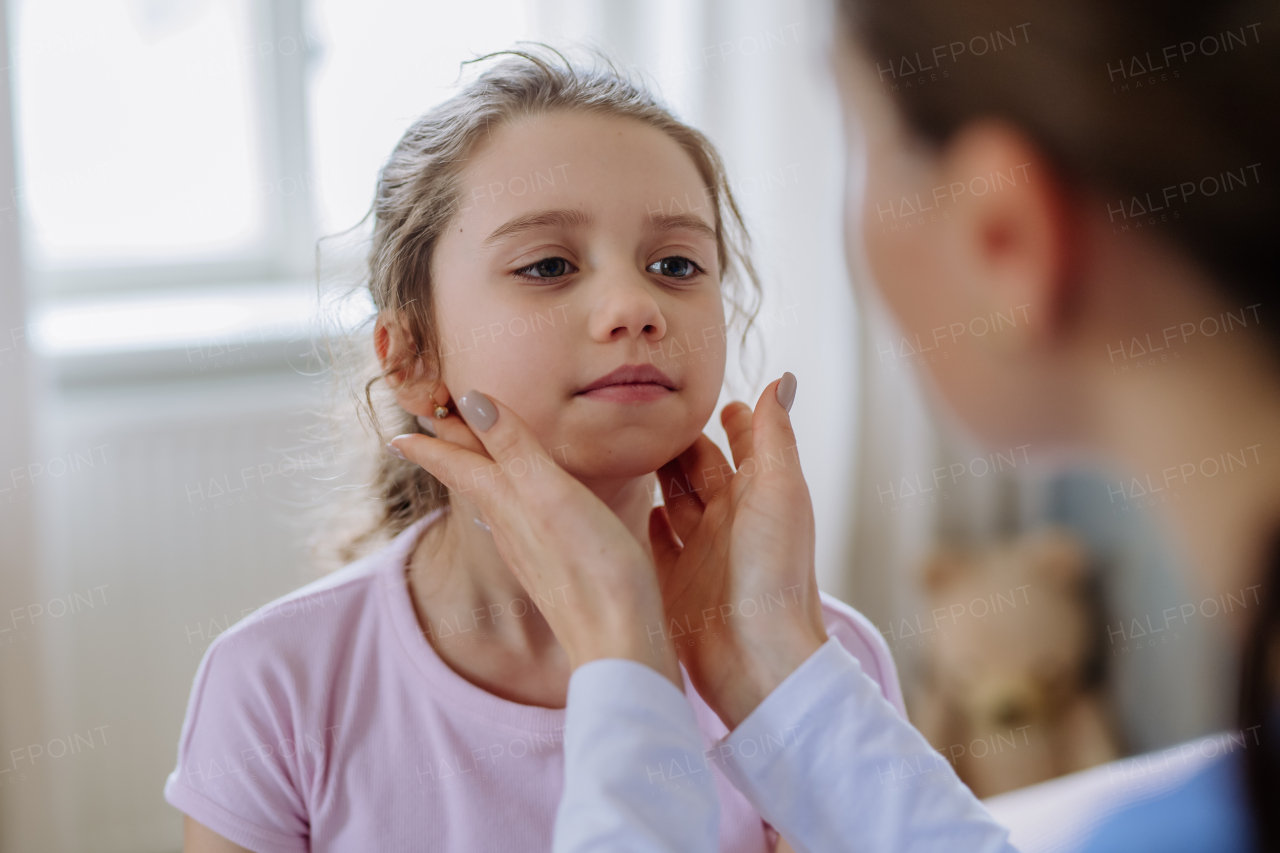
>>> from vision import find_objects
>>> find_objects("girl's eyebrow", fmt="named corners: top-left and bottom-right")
top-left (645, 213), bottom-right (716, 242)
top-left (482, 208), bottom-right (594, 246)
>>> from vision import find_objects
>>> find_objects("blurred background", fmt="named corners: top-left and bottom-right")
top-left (0, 0), bottom-right (1237, 850)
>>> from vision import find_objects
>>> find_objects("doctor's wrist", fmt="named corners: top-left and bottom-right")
top-left (573, 633), bottom-right (683, 691)
top-left (717, 624), bottom-right (827, 729)
top-left (565, 605), bottom-right (684, 692)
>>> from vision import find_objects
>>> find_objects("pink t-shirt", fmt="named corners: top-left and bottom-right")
top-left (164, 508), bottom-right (905, 852)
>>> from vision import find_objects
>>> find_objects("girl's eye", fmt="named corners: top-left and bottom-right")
top-left (647, 256), bottom-right (704, 279)
top-left (516, 257), bottom-right (576, 280)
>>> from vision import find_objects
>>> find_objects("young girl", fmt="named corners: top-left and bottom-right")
top-left (164, 49), bottom-right (904, 853)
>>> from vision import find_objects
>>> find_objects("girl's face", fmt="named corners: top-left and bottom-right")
top-left (427, 111), bottom-right (727, 484)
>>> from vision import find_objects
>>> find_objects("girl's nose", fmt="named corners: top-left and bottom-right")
top-left (585, 266), bottom-right (667, 343)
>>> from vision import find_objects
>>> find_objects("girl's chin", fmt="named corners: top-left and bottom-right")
top-left (566, 460), bottom-right (667, 483)
top-left (560, 447), bottom-right (689, 484)
top-left (546, 416), bottom-right (708, 481)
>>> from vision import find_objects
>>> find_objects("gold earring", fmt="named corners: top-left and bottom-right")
top-left (432, 384), bottom-right (449, 419)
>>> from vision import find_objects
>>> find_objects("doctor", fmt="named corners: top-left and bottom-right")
top-left (392, 0), bottom-right (1280, 850)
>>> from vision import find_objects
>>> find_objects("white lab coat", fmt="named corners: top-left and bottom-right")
top-left (554, 638), bottom-right (1019, 853)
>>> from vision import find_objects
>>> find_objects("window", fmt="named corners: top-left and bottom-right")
top-left (11, 0), bottom-right (532, 297)
top-left (11, 0), bottom-right (308, 291)
top-left (16, 0), bottom-right (529, 365)
top-left (306, 0), bottom-right (529, 236)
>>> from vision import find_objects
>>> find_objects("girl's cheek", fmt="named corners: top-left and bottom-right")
top-left (673, 309), bottom-right (728, 416)
top-left (439, 300), bottom-right (572, 375)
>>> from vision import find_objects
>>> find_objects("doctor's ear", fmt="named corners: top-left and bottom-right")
top-left (938, 120), bottom-right (1080, 349)
top-left (374, 311), bottom-right (443, 415)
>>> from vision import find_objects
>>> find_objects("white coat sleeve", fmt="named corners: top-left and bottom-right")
top-left (554, 639), bottom-right (1020, 853)
top-left (716, 637), bottom-right (1019, 853)
top-left (554, 658), bottom-right (719, 853)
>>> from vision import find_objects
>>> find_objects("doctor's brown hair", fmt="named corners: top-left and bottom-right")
top-left (835, 0), bottom-right (1278, 846)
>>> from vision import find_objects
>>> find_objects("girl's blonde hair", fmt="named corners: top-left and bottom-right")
top-left (320, 46), bottom-right (761, 565)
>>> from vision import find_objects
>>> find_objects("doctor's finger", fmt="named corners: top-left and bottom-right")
top-left (657, 459), bottom-right (704, 542)
top-left (388, 433), bottom-right (505, 511)
top-left (648, 505), bottom-right (684, 587)
top-left (749, 374), bottom-right (804, 480)
top-left (421, 411), bottom-right (488, 458)
top-left (721, 401), bottom-right (754, 470)
top-left (454, 390), bottom-right (567, 491)
top-left (676, 433), bottom-right (733, 502)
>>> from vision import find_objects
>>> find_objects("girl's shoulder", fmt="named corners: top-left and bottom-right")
top-left (818, 592), bottom-right (907, 716)
top-left (206, 550), bottom-right (388, 673)
top-left (183, 513), bottom-right (440, 734)
top-left (163, 532), bottom-right (422, 841)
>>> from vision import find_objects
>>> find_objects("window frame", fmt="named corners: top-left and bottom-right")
top-left (16, 0), bottom-right (317, 298)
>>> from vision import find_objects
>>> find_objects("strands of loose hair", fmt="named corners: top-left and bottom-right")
top-left (308, 46), bottom-right (762, 568)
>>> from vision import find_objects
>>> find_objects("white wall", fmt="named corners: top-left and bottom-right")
top-left (0, 0), bottom-right (57, 848)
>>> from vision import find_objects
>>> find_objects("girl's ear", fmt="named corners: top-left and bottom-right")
top-left (374, 311), bottom-right (440, 417)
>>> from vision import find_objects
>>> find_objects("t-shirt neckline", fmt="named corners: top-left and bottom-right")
top-left (378, 508), bottom-right (569, 735)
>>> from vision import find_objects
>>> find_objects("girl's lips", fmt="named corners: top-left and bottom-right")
top-left (574, 363), bottom-right (679, 402)
top-left (578, 383), bottom-right (673, 403)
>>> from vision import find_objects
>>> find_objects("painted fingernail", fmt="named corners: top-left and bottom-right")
top-left (457, 390), bottom-right (498, 432)
top-left (473, 517), bottom-right (491, 533)
top-left (776, 372), bottom-right (797, 413)
top-left (386, 442), bottom-right (406, 459)
top-left (415, 414), bottom-right (437, 437)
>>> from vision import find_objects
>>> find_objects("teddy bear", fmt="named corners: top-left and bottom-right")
top-left (907, 527), bottom-right (1122, 798)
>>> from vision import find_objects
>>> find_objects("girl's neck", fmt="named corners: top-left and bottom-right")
top-left (407, 472), bottom-right (657, 658)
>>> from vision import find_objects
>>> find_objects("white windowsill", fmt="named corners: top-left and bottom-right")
top-left (28, 281), bottom-right (375, 386)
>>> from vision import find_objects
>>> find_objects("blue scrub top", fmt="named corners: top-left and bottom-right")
top-left (1079, 751), bottom-right (1256, 853)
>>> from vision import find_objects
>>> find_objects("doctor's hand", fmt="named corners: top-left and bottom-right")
top-left (389, 391), bottom-right (682, 689)
top-left (649, 373), bottom-right (829, 730)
